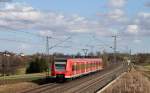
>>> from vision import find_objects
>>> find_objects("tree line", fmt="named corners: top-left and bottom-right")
top-left (0, 51), bottom-right (149, 76)
top-left (0, 51), bottom-right (27, 76)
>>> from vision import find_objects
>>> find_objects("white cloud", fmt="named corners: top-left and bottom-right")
top-left (109, 9), bottom-right (124, 18)
top-left (132, 12), bottom-right (150, 36)
top-left (138, 12), bottom-right (150, 18)
top-left (20, 43), bottom-right (31, 50)
top-left (0, 3), bottom-right (116, 37)
top-left (1, 2), bottom-right (149, 39)
top-left (97, 0), bottom-right (128, 31)
top-left (4, 2), bottom-right (34, 11)
top-left (38, 30), bottom-right (53, 37)
top-left (108, 9), bottom-right (126, 22)
top-left (127, 25), bottom-right (138, 34)
top-left (103, 0), bottom-right (128, 26)
top-left (145, 2), bottom-right (150, 8)
top-left (109, 0), bottom-right (127, 8)
top-left (134, 39), bottom-right (141, 44)
top-left (121, 11), bottom-right (150, 37)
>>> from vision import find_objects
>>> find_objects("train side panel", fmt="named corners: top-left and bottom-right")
top-left (65, 58), bottom-right (103, 79)
top-left (50, 58), bottom-right (104, 81)
top-left (65, 59), bottom-right (73, 78)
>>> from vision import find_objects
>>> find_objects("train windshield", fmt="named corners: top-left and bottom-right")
top-left (55, 62), bottom-right (66, 71)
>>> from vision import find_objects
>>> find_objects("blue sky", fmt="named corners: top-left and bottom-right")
top-left (25, 0), bottom-right (106, 15)
top-left (23, 0), bottom-right (149, 16)
top-left (0, 0), bottom-right (150, 55)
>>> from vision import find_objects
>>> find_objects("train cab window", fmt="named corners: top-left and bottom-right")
top-left (54, 58), bottom-right (67, 71)
top-left (55, 62), bottom-right (66, 71)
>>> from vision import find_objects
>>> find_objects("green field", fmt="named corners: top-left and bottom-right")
top-left (0, 73), bottom-right (47, 85)
top-left (0, 73), bottom-right (46, 80)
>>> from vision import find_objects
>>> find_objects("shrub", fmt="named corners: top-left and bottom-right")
top-left (26, 57), bottom-right (49, 74)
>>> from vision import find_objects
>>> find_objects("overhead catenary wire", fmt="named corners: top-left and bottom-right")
top-left (0, 26), bottom-right (70, 49)
top-left (49, 36), bottom-right (72, 50)
top-left (0, 26), bottom-right (58, 40)
top-left (0, 38), bottom-right (44, 47)
top-left (0, 28), bottom-right (73, 51)
top-left (92, 35), bottom-right (111, 47)
top-left (0, 38), bottom-right (33, 44)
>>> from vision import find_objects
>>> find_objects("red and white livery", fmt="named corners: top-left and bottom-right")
top-left (50, 58), bottom-right (103, 82)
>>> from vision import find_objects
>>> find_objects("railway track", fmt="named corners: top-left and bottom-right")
top-left (21, 63), bottom-right (127, 93)
top-left (67, 65), bottom-right (124, 93)
top-left (20, 83), bottom-right (60, 93)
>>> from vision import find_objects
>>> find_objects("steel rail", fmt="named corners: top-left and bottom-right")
top-left (20, 63), bottom-right (126, 93)
top-left (64, 65), bottom-right (124, 93)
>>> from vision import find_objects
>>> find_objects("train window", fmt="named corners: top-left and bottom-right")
top-left (55, 62), bottom-right (66, 71)
top-left (81, 64), bottom-right (85, 70)
top-left (76, 64), bottom-right (80, 70)
top-left (72, 65), bottom-right (76, 71)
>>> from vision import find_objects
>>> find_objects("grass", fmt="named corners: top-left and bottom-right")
top-left (134, 64), bottom-right (150, 80)
top-left (0, 73), bottom-right (47, 85)
top-left (0, 73), bottom-right (46, 80)
top-left (101, 69), bottom-right (150, 93)
top-left (143, 65), bottom-right (150, 70)
top-left (0, 72), bottom-right (51, 93)
top-left (15, 68), bottom-right (26, 75)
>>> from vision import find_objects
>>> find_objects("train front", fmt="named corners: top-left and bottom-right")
top-left (51, 58), bottom-right (67, 82)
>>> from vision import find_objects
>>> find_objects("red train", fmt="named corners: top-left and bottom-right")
top-left (50, 58), bottom-right (103, 82)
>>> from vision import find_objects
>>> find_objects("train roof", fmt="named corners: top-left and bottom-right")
top-left (54, 57), bottom-right (102, 62)
top-left (54, 58), bottom-right (67, 62)
top-left (68, 58), bottom-right (102, 61)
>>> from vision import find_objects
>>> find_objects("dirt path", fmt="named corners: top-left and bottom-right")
top-left (0, 82), bottom-right (38, 93)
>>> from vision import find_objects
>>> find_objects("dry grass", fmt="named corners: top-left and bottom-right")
top-left (102, 69), bottom-right (150, 93)
top-left (0, 82), bottom-right (38, 93)
top-left (135, 65), bottom-right (150, 80)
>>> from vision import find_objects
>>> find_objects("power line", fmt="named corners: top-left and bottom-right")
top-left (0, 35), bottom-right (72, 51)
top-left (0, 26), bottom-right (75, 55)
top-left (0, 26), bottom-right (58, 40)
top-left (0, 30), bottom-right (44, 38)
top-left (92, 35), bottom-right (110, 47)
top-left (0, 38), bottom-right (32, 44)
top-left (86, 44), bottom-right (94, 53)
top-left (49, 36), bottom-right (72, 50)
top-left (55, 45), bottom-right (72, 48)
top-left (0, 38), bottom-right (43, 47)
